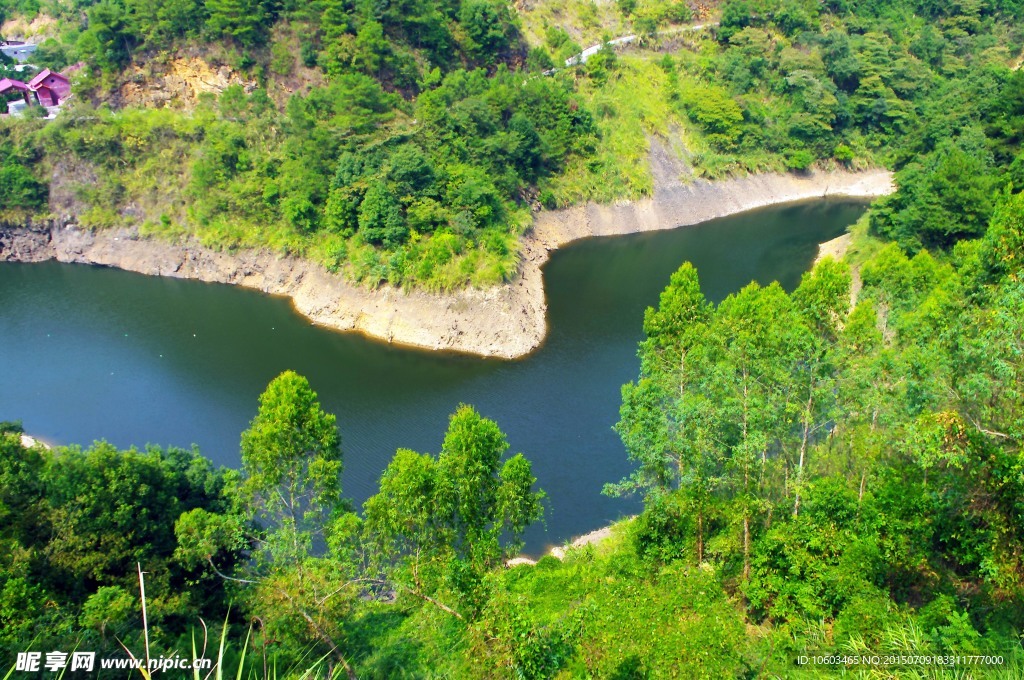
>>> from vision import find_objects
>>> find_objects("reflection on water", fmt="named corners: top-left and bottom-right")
top-left (0, 199), bottom-right (867, 552)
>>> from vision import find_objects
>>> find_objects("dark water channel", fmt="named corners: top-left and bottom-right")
top-left (0, 199), bottom-right (867, 552)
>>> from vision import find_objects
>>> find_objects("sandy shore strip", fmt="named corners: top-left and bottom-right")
top-left (19, 433), bottom-right (52, 449)
top-left (507, 518), bottom-right (634, 566)
top-left (815, 232), bottom-right (853, 266)
top-left (0, 168), bottom-right (893, 359)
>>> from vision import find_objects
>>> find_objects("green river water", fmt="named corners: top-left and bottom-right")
top-left (0, 199), bottom-right (868, 552)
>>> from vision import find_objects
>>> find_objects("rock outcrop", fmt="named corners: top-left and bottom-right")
top-left (113, 56), bottom-right (256, 110)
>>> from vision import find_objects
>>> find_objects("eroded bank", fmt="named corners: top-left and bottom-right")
top-left (0, 169), bottom-right (893, 358)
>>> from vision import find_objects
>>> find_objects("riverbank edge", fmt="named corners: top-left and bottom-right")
top-left (508, 516), bottom-right (637, 566)
top-left (0, 168), bottom-right (894, 359)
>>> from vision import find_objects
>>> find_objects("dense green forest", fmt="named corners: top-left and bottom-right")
top-left (0, 375), bottom-right (547, 678)
top-left (3, 0), bottom-right (1024, 677)
top-left (2, 0), bottom-right (1022, 287)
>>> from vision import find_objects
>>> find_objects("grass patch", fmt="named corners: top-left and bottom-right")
top-left (518, 0), bottom-right (629, 51)
top-left (844, 212), bottom-right (887, 269)
top-left (546, 56), bottom-right (674, 205)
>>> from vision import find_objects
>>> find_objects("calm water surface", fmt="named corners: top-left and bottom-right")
top-left (0, 199), bottom-right (867, 552)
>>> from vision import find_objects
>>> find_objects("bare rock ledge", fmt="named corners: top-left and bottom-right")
top-left (0, 169), bottom-right (893, 359)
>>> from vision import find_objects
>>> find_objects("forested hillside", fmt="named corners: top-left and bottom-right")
top-left (3, 0), bottom-right (1024, 677)
top-left (2, 0), bottom-right (1022, 287)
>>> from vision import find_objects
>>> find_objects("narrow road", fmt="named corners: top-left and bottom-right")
top-left (564, 21), bottom-right (719, 67)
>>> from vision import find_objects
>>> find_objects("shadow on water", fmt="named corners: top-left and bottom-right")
top-left (0, 198), bottom-right (868, 552)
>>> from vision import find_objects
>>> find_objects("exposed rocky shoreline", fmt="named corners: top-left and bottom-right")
top-left (0, 168), bottom-right (893, 359)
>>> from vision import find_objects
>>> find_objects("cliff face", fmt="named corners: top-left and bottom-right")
top-left (112, 56), bottom-right (257, 110)
top-left (0, 169), bottom-right (894, 359)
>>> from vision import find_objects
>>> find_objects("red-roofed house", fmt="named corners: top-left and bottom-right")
top-left (0, 77), bottom-right (33, 113)
top-left (0, 77), bottom-right (32, 99)
top-left (28, 69), bottom-right (71, 106)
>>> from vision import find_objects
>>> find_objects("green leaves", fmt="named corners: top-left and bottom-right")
top-left (793, 257), bottom-right (851, 343)
top-left (0, 137), bottom-right (46, 212)
top-left (981, 190), bottom-right (1024, 282)
top-left (239, 371), bottom-right (342, 543)
top-left (641, 262), bottom-right (711, 353)
top-left (358, 180), bottom-right (407, 247)
top-left (613, 168), bottom-right (1024, 649)
top-left (498, 454), bottom-right (545, 543)
top-left (174, 508), bottom-right (247, 570)
top-left (80, 586), bottom-right (136, 637)
top-left (0, 435), bottom-right (240, 658)
top-left (457, 0), bottom-right (521, 65)
top-left (41, 442), bottom-right (229, 584)
top-left (436, 405), bottom-right (510, 542)
top-left (204, 0), bottom-right (270, 46)
top-left (871, 138), bottom-right (1000, 251)
top-left (364, 405), bottom-right (545, 609)
top-left (681, 85), bottom-right (745, 145)
top-left (363, 448), bottom-right (441, 565)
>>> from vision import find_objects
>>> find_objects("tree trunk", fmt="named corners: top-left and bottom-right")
top-left (298, 609), bottom-right (357, 680)
top-left (743, 514), bottom-right (750, 581)
top-left (793, 391), bottom-right (814, 517)
top-left (395, 582), bottom-right (464, 620)
top-left (696, 511), bottom-right (704, 563)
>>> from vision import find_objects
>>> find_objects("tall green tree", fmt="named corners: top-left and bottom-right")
top-left (179, 371), bottom-right (359, 677)
top-left (790, 258), bottom-right (850, 516)
top-left (239, 370), bottom-right (344, 561)
top-left (871, 138), bottom-right (1000, 250)
top-left (609, 263), bottom-right (719, 561)
top-left (205, 0), bottom-right (270, 46)
top-left (707, 281), bottom-right (803, 579)
top-left (364, 405), bottom-right (545, 618)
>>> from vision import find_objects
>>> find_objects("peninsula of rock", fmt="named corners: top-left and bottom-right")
top-left (0, 168), bottom-right (894, 359)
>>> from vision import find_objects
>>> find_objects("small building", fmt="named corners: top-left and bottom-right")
top-left (0, 41), bottom-right (37, 63)
top-left (0, 77), bottom-right (33, 107)
top-left (1, 63), bottom-right (78, 116)
top-left (28, 69), bottom-right (71, 106)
